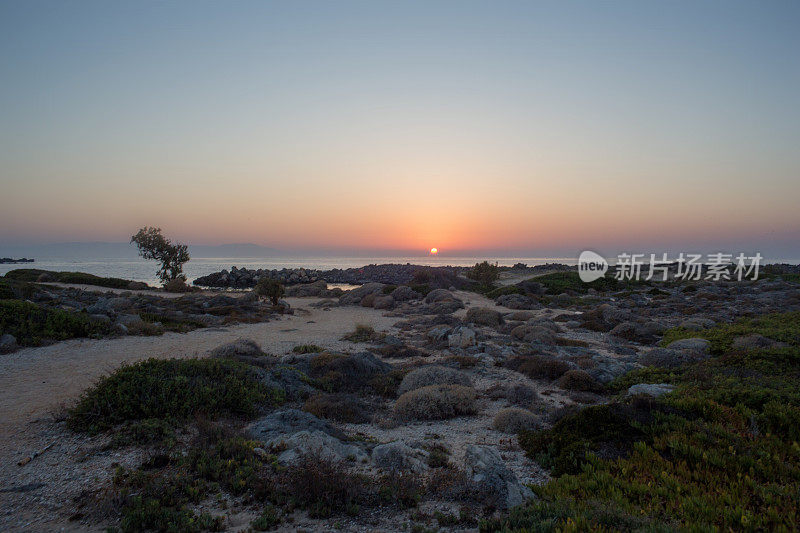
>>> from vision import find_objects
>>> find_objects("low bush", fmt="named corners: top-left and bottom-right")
top-left (397, 365), bottom-right (472, 396)
top-left (492, 408), bottom-right (541, 434)
top-left (394, 384), bottom-right (477, 421)
top-left (255, 277), bottom-right (284, 305)
top-left (68, 358), bottom-right (279, 433)
top-left (3, 268), bottom-right (136, 289)
top-left (308, 351), bottom-right (389, 392)
top-left (0, 299), bottom-right (109, 346)
top-left (303, 393), bottom-right (372, 423)
top-left (342, 324), bottom-right (380, 343)
top-left (369, 368), bottom-right (409, 397)
top-left (163, 278), bottom-right (193, 293)
top-left (292, 344), bottom-right (323, 354)
top-left (467, 261), bottom-right (499, 286)
top-left (556, 369), bottom-right (602, 392)
top-left (507, 355), bottom-right (571, 380)
top-left (277, 449), bottom-right (366, 518)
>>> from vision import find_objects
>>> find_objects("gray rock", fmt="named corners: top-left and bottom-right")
top-left (390, 285), bottom-right (421, 301)
top-left (0, 334), bottom-right (18, 354)
top-left (731, 334), bottom-right (780, 351)
top-left (463, 445), bottom-right (533, 509)
top-left (511, 325), bottom-right (555, 344)
top-left (372, 295), bottom-right (395, 310)
top-left (448, 326), bottom-right (476, 349)
top-left (339, 282), bottom-right (385, 305)
top-left (679, 317), bottom-right (716, 331)
top-left (210, 338), bottom-right (262, 358)
top-left (424, 289), bottom-right (459, 304)
top-left (271, 430), bottom-right (367, 465)
top-left (627, 383), bottom-right (676, 397)
top-left (496, 294), bottom-right (538, 310)
top-left (246, 409), bottom-right (346, 443)
top-left (666, 338), bottom-right (710, 353)
top-left (372, 441), bottom-right (428, 473)
top-left (466, 307), bottom-right (503, 327)
top-left (640, 347), bottom-right (706, 368)
top-left (426, 325), bottom-right (452, 342)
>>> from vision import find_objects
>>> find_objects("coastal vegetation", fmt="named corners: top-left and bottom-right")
top-left (486, 311), bottom-right (800, 531)
top-left (0, 299), bottom-right (109, 346)
top-left (3, 268), bottom-right (139, 289)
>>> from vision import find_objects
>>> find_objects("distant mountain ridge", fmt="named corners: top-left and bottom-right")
top-left (0, 242), bottom-right (277, 259)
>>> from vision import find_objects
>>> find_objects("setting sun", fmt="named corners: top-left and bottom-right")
top-left (430, 248), bottom-right (438, 255)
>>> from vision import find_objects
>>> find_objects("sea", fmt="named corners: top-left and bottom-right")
top-left (0, 256), bottom-right (578, 287)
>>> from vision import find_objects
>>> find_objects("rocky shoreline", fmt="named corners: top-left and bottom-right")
top-left (192, 262), bottom-right (574, 288)
top-left (0, 257), bottom-right (34, 264)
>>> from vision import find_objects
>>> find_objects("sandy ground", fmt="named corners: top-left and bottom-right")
top-left (0, 296), bottom-right (400, 531)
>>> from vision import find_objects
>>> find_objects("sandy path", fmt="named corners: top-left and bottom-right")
top-left (0, 298), bottom-right (396, 459)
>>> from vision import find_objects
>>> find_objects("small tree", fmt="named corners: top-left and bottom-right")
top-left (467, 261), bottom-right (499, 286)
top-left (255, 277), bottom-right (284, 306)
top-left (130, 227), bottom-right (190, 285)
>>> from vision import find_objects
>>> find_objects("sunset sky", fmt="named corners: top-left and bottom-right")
top-left (1, 1), bottom-right (799, 256)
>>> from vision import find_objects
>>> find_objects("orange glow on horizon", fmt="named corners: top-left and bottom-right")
top-left (430, 248), bottom-right (438, 255)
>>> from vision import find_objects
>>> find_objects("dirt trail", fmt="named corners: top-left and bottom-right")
top-left (0, 298), bottom-right (395, 461)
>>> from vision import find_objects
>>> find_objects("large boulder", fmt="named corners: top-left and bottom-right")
top-left (246, 409), bottom-right (346, 443)
top-left (372, 441), bottom-right (428, 473)
top-left (210, 338), bottom-right (262, 358)
top-left (270, 430), bottom-right (367, 465)
top-left (424, 289), bottom-right (459, 304)
top-left (666, 338), bottom-right (710, 354)
top-left (466, 307), bottom-right (503, 327)
top-left (339, 282), bottom-right (385, 305)
top-left (391, 285), bottom-right (422, 302)
top-left (463, 445), bottom-right (533, 509)
top-left (448, 326), bottom-right (476, 349)
top-left (372, 295), bottom-right (395, 310)
top-left (511, 325), bottom-right (555, 344)
top-left (0, 334), bottom-right (18, 354)
top-left (285, 280), bottom-right (328, 297)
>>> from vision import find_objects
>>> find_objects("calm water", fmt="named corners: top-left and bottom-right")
top-left (0, 256), bottom-right (576, 287)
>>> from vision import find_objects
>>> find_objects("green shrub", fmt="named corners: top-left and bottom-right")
top-left (303, 393), bottom-right (372, 423)
top-left (507, 355), bottom-right (571, 380)
top-left (531, 271), bottom-right (640, 295)
top-left (255, 277), bottom-right (285, 305)
top-left (68, 358), bottom-right (279, 433)
top-left (292, 344), bottom-right (323, 354)
top-left (277, 450), bottom-right (365, 518)
top-left (394, 384), bottom-right (477, 421)
top-left (467, 261), bottom-right (499, 286)
top-left (0, 299), bottom-right (109, 346)
top-left (342, 324), bottom-right (379, 343)
top-left (3, 268), bottom-right (135, 289)
top-left (484, 284), bottom-right (525, 299)
top-left (251, 505), bottom-right (281, 530)
top-left (410, 284), bottom-right (432, 296)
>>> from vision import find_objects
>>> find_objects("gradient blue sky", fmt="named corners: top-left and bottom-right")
top-left (1, 1), bottom-right (799, 256)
